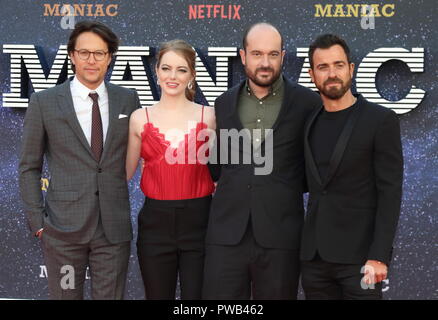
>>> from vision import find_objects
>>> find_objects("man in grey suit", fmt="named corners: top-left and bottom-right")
top-left (18, 21), bottom-right (140, 299)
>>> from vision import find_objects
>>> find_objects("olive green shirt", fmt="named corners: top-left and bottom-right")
top-left (237, 76), bottom-right (284, 146)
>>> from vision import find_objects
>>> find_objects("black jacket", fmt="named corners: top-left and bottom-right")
top-left (300, 94), bottom-right (403, 265)
top-left (206, 76), bottom-right (321, 249)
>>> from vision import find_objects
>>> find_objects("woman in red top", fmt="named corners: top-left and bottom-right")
top-left (126, 40), bottom-right (216, 299)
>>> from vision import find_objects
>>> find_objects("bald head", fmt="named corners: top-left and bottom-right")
top-left (239, 22), bottom-right (285, 89)
top-left (242, 22), bottom-right (283, 51)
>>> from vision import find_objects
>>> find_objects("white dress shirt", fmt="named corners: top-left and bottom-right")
top-left (70, 76), bottom-right (109, 145)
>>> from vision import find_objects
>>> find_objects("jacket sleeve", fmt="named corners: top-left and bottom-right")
top-left (367, 110), bottom-right (404, 265)
top-left (18, 92), bottom-right (47, 234)
top-left (207, 101), bottom-right (222, 182)
top-left (302, 88), bottom-right (321, 194)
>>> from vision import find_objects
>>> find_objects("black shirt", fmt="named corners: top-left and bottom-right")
top-left (309, 101), bottom-right (358, 182)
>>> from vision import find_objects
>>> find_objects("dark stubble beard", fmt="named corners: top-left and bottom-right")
top-left (244, 65), bottom-right (282, 88)
top-left (317, 76), bottom-right (352, 100)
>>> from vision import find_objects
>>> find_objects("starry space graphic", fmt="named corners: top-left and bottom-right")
top-left (0, 0), bottom-right (436, 299)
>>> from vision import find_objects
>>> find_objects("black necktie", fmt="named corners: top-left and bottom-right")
top-left (89, 92), bottom-right (103, 161)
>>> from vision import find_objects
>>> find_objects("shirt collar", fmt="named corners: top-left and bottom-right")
top-left (71, 76), bottom-right (106, 101)
top-left (245, 74), bottom-right (284, 98)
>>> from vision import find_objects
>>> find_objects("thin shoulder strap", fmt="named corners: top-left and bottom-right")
top-left (201, 105), bottom-right (205, 124)
top-left (145, 107), bottom-right (150, 123)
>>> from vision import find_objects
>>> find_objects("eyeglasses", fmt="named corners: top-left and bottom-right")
top-left (74, 49), bottom-right (109, 61)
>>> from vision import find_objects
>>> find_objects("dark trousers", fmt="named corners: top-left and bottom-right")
top-left (136, 195), bottom-right (211, 300)
top-left (202, 220), bottom-right (300, 300)
top-left (42, 218), bottom-right (130, 300)
top-left (301, 253), bottom-right (383, 300)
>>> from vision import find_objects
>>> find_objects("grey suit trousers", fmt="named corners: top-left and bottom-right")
top-left (41, 218), bottom-right (130, 300)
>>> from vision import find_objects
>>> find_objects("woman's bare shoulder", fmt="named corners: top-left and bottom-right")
top-left (195, 104), bottom-right (216, 129)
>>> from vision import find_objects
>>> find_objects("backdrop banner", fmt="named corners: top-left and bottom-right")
top-left (0, 0), bottom-right (436, 299)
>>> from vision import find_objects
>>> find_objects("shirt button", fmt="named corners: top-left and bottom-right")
top-left (256, 138), bottom-right (260, 142)
top-left (273, 93), bottom-right (276, 96)
top-left (247, 185), bottom-right (251, 190)
top-left (259, 101), bottom-right (263, 105)
top-left (257, 119), bottom-right (261, 122)
top-left (95, 191), bottom-right (99, 196)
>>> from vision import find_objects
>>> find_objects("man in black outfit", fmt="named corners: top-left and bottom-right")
top-left (300, 34), bottom-right (403, 299)
top-left (202, 22), bottom-right (321, 299)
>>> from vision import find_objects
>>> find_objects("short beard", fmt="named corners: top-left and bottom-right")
top-left (245, 65), bottom-right (282, 88)
top-left (317, 77), bottom-right (352, 100)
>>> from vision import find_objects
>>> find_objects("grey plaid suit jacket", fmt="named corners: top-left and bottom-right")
top-left (19, 79), bottom-right (140, 244)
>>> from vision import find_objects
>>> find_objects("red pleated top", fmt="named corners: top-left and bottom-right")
top-left (140, 106), bottom-right (215, 200)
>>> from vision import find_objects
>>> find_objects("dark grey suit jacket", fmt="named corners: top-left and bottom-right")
top-left (19, 79), bottom-right (140, 244)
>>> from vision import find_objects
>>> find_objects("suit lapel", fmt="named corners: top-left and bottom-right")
top-left (252, 76), bottom-right (292, 146)
top-left (100, 81), bottom-right (121, 162)
top-left (226, 81), bottom-right (244, 131)
top-left (323, 102), bottom-right (363, 187)
top-left (304, 105), bottom-right (324, 186)
top-left (223, 81), bottom-right (252, 153)
top-left (56, 80), bottom-right (95, 159)
top-left (270, 76), bottom-right (292, 134)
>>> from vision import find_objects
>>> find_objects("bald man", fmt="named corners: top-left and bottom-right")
top-left (203, 23), bottom-right (321, 299)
